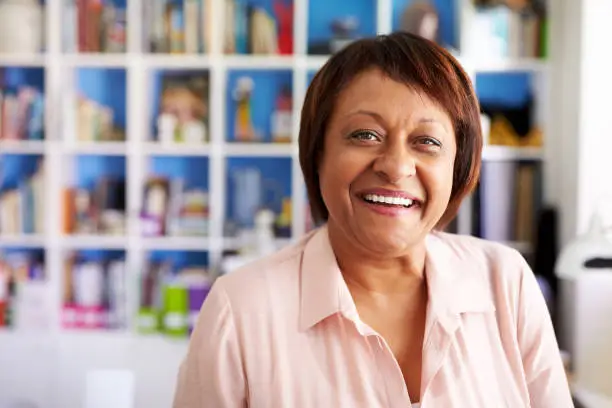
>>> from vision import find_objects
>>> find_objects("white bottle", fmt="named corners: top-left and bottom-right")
top-left (157, 113), bottom-right (177, 144)
top-left (253, 209), bottom-right (277, 257)
top-left (0, 0), bottom-right (43, 54)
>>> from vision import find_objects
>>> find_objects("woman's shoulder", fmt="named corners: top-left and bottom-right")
top-left (429, 231), bottom-right (527, 265)
top-left (208, 231), bottom-right (318, 313)
top-left (428, 231), bottom-right (532, 294)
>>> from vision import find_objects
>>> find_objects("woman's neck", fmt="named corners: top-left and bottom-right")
top-left (327, 223), bottom-right (427, 295)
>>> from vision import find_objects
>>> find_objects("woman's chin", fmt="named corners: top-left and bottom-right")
top-left (355, 227), bottom-right (422, 256)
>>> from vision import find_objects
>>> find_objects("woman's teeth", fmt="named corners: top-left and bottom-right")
top-left (363, 194), bottom-right (414, 208)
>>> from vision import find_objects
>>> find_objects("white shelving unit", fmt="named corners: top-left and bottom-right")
top-left (0, 0), bottom-right (550, 329)
top-left (0, 0), bottom-right (551, 406)
top-left (0, 0), bottom-right (550, 328)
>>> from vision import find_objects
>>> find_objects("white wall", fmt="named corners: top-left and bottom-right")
top-left (550, 0), bottom-right (612, 245)
top-left (0, 332), bottom-right (187, 408)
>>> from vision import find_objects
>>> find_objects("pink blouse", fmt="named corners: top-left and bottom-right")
top-left (173, 226), bottom-right (574, 407)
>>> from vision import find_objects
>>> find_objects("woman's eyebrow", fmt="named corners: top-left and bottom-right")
top-left (345, 109), bottom-right (384, 121)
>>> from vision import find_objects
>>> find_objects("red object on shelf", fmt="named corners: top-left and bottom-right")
top-left (274, 0), bottom-right (294, 55)
top-left (0, 302), bottom-right (6, 327)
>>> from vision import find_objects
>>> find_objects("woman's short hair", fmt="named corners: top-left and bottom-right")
top-left (299, 31), bottom-right (483, 230)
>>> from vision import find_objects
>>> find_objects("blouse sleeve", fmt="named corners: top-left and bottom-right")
top-left (516, 257), bottom-right (574, 408)
top-left (173, 279), bottom-right (247, 408)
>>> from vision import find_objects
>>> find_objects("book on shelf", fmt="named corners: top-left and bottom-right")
top-left (143, 0), bottom-right (211, 54)
top-left (0, 85), bottom-right (44, 142)
top-left (0, 159), bottom-right (45, 236)
top-left (64, 0), bottom-right (127, 53)
top-left (63, 176), bottom-right (126, 236)
top-left (76, 95), bottom-right (125, 142)
top-left (472, 160), bottom-right (542, 249)
top-left (224, 0), bottom-right (293, 55)
top-left (464, 1), bottom-right (548, 60)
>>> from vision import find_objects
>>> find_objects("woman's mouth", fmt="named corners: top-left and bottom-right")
top-left (358, 192), bottom-right (422, 216)
top-left (362, 193), bottom-right (416, 208)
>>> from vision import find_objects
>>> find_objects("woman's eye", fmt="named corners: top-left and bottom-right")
top-left (350, 130), bottom-right (379, 141)
top-left (418, 137), bottom-right (441, 147)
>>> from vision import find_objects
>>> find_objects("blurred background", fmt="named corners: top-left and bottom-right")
top-left (0, 0), bottom-right (610, 407)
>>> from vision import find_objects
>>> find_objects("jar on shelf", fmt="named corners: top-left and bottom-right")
top-left (0, 0), bottom-right (43, 54)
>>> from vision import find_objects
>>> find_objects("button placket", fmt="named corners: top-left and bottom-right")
top-left (372, 334), bottom-right (413, 408)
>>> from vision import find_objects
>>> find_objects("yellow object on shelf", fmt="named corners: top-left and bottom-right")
top-left (488, 115), bottom-right (543, 148)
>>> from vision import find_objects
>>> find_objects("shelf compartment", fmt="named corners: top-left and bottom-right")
top-left (0, 247), bottom-right (47, 330)
top-left (307, 0), bottom-right (376, 55)
top-left (391, 0), bottom-right (457, 49)
top-left (225, 157), bottom-right (292, 238)
top-left (226, 69), bottom-right (293, 144)
top-left (0, 154), bottom-right (45, 237)
top-left (62, 0), bottom-right (127, 54)
top-left (472, 161), bottom-right (542, 247)
top-left (0, 66), bottom-right (46, 142)
top-left (137, 250), bottom-right (211, 337)
top-left (223, 0), bottom-right (294, 56)
top-left (141, 156), bottom-right (210, 239)
top-left (148, 69), bottom-right (210, 145)
top-left (68, 67), bottom-right (127, 144)
top-left (61, 249), bottom-right (127, 331)
top-left (62, 155), bottom-right (127, 238)
top-left (143, 0), bottom-right (210, 55)
top-left (476, 71), bottom-right (543, 149)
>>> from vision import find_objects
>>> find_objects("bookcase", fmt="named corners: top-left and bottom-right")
top-left (0, 0), bottom-right (550, 331)
top-left (0, 0), bottom-right (551, 405)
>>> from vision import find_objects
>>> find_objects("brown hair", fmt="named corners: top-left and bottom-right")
top-left (299, 31), bottom-right (482, 230)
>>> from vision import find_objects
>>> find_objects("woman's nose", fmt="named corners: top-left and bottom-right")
top-left (372, 143), bottom-right (416, 184)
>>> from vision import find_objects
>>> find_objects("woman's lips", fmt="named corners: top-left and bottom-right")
top-left (356, 189), bottom-right (423, 217)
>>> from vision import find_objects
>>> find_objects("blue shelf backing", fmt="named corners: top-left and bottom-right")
top-left (77, 68), bottom-right (127, 130)
top-left (0, 155), bottom-right (43, 192)
top-left (225, 157), bottom-right (292, 231)
top-left (72, 249), bottom-right (126, 263)
top-left (148, 250), bottom-right (209, 271)
top-left (74, 155), bottom-right (126, 190)
top-left (226, 69), bottom-right (293, 143)
top-left (476, 72), bottom-right (533, 107)
top-left (307, 0), bottom-right (376, 54)
top-left (1, 67), bottom-right (45, 92)
top-left (0, 247), bottom-right (45, 257)
top-left (149, 156), bottom-right (209, 191)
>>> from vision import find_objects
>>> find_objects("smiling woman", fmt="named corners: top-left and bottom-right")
top-left (173, 32), bottom-right (573, 408)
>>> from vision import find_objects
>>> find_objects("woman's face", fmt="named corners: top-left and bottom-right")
top-left (319, 69), bottom-right (456, 256)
